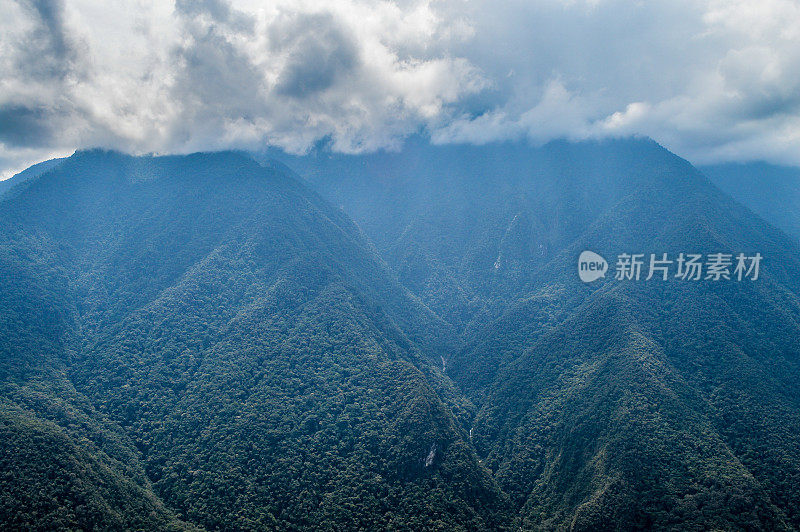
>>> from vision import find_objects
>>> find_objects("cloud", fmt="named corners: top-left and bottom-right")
top-left (2, 0), bottom-right (800, 177)
top-left (0, 105), bottom-right (50, 147)
top-left (14, 0), bottom-right (77, 80)
top-left (432, 0), bottom-right (800, 165)
top-left (270, 12), bottom-right (359, 98)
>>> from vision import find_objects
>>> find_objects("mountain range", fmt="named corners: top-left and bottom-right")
top-left (2, 139), bottom-right (800, 530)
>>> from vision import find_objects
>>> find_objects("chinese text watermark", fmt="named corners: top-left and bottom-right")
top-left (579, 251), bottom-right (761, 283)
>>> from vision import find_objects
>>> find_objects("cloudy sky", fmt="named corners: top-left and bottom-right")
top-left (2, 0), bottom-right (800, 178)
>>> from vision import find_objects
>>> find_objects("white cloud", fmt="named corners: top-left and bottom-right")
top-left (3, 0), bottom-right (800, 177)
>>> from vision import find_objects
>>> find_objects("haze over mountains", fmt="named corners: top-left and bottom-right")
top-left (702, 162), bottom-right (800, 243)
top-left (2, 138), bottom-right (800, 530)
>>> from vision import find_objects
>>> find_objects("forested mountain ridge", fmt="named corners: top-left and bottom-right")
top-left (0, 157), bottom-right (65, 199)
top-left (463, 174), bottom-right (800, 529)
top-left (264, 137), bottom-right (720, 332)
top-left (269, 138), bottom-right (800, 529)
top-left (0, 150), bottom-right (507, 530)
top-left (3, 140), bottom-right (800, 530)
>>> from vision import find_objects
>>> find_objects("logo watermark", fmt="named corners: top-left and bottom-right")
top-left (578, 251), bottom-right (762, 283)
top-left (578, 251), bottom-right (609, 283)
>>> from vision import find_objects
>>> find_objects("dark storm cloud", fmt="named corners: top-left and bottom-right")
top-left (15, 0), bottom-right (76, 80)
top-left (271, 13), bottom-right (359, 98)
top-left (0, 105), bottom-right (55, 147)
top-left (174, 16), bottom-right (266, 119)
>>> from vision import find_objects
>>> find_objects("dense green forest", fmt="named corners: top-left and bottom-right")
top-left (275, 138), bottom-right (800, 529)
top-left (0, 150), bottom-right (506, 530)
top-left (2, 140), bottom-right (800, 530)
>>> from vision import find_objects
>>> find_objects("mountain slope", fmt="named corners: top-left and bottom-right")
top-left (0, 157), bottom-right (66, 199)
top-left (6, 140), bottom-right (800, 530)
top-left (269, 138), bottom-right (800, 529)
top-left (0, 150), bottom-right (507, 530)
top-left (264, 137), bottom-right (709, 332)
top-left (0, 211), bottom-right (191, 530)
top-left (701, 162), bottom-right (800, 242)
top-left (458, 151), bottom-right (800, 529)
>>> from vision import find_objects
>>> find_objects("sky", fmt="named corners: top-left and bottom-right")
top-left (2, 0), bottom-right (800, 178)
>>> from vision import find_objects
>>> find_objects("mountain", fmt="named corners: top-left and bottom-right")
top-left (0, 157), bottom-right (66, 198)
top-left (266, 138), bottom-right (800, 530)
top-left (0, 150), bottom-right (508, 530)
top-left (462, 168), bottom-right (800, 530)
top-left (263, 138), bottom-right (713, 331)
top-left (701, 162), bottom-right (800, 242)
top-left (5, 139), bottom-right (800, 531)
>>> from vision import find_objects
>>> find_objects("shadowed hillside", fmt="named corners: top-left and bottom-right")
top-left (0, 150), bottom-right (508, 530)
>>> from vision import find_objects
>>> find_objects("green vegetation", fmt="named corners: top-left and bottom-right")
top-left (290, 138), bottom-right (800, 529)
top-left (3, 141), bottom-right (800, 530)
top-left (0, 150), bottom-right (506, 530)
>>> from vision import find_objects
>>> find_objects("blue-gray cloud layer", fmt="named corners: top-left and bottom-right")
top-left (2, 0), bottom-right (800, 176)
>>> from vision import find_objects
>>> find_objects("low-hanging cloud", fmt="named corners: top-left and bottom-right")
top-left (2, 0), bottom-right (800, 177)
